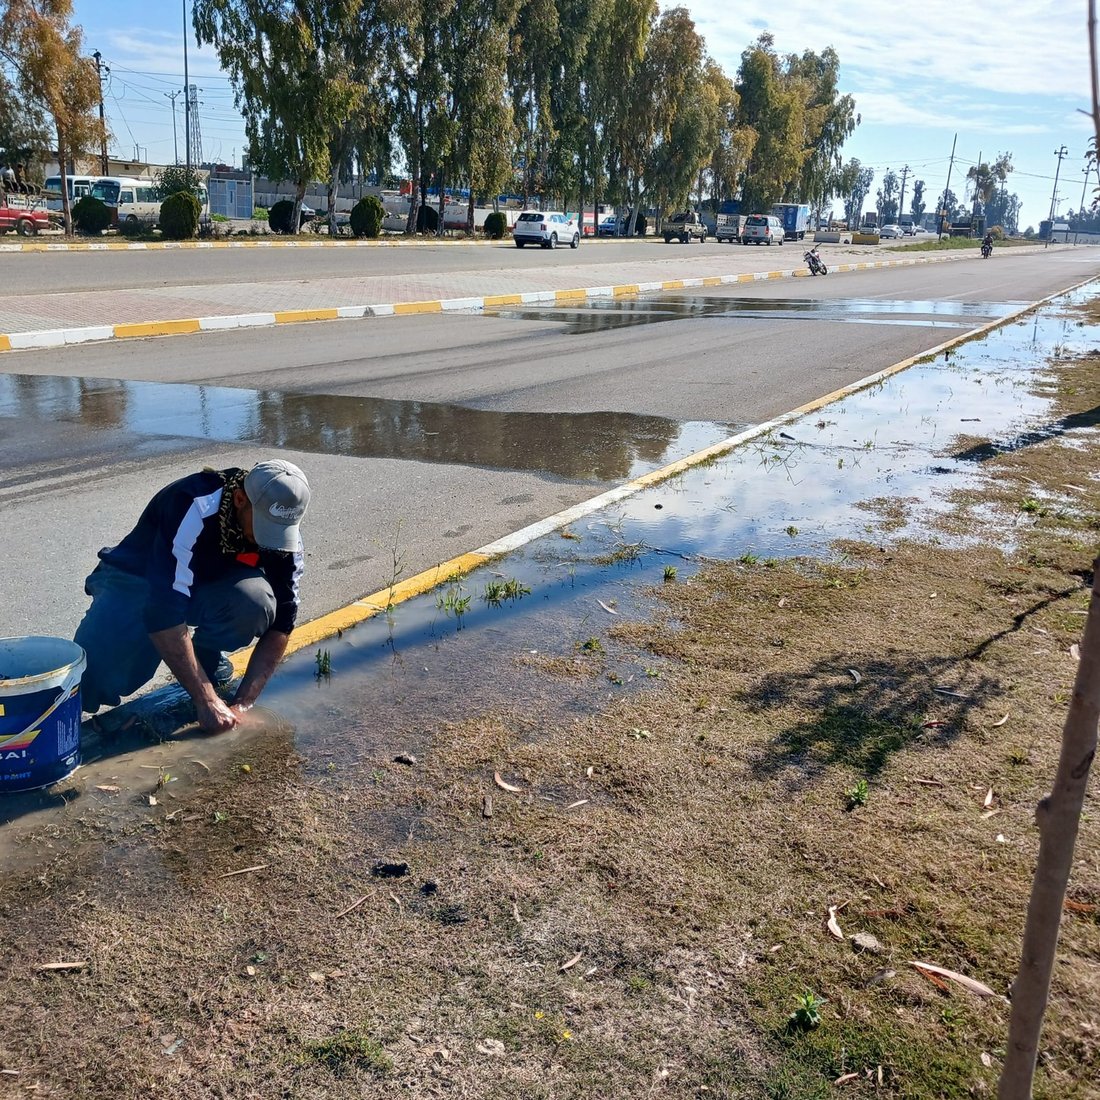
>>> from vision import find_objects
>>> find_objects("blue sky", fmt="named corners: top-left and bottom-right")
top-left (72, 0), bottom-right (1097, 228)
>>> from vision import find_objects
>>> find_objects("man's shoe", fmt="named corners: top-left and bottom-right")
top-left (196, 650), bottom-right (235, 686)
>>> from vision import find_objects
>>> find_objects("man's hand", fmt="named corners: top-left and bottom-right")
top-left (233, 629), bottom-right (290, 710)
top-left (149, 624), bottom-right (239, 733)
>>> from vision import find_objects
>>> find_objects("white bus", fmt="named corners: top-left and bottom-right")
top-left (43, 174), bottom-right (98, 212)
top-left (90, 177), bottom-right (162, 226)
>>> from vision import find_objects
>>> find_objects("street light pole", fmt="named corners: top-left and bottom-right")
top-left (183, 0), bottom-right (191, 174)
top-left (166, 90), bottom-right (181, 165)
top-left (1046, 146), bottom-right (1068, 246)
top-left (92, 51), bottom-right (108, 174)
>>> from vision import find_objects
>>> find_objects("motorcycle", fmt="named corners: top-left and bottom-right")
top-left (804, 246), bottom-right (828, 276)
top-left (981, 240), bottom-right (993, 259)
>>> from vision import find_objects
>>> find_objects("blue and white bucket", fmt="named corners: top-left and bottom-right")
top-left (0, 637), bottom-right (86, 794)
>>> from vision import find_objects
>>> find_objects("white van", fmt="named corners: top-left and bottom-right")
top-left (43, 175), bottom-right (98, 212)
top-left (91, 177), bottom-right (161, 226)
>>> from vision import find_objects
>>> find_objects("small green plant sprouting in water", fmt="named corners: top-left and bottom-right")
top-left (785, 525), bottom-right (799, 538)
top-left (663, 565), bottom-right (677, 582)
top-left (315, 649), bottom-right (332, 678)
top-left (845, 778), bottom-right (869, 810)
top-left (437, 585), bottom-right (472, 619)
top-left (580, 637), bottom-right (604, 654)
top-left (1020, 498), bottom-right (1041, 514)
top-left (738, 551), bottom-right (759, 566)
top-left (788, 991), bottom-right (826, 1031)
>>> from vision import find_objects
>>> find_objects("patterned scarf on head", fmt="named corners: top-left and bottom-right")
top-left (213, 467), bottom-right (250, 556)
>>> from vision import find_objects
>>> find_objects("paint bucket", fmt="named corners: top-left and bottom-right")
top-left (0, 637), bottom-right (86, 794)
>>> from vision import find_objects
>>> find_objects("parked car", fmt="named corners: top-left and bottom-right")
top-left (741, 213), bottom-right (785, 245)
top-left (566, 213), bottom-right (596, 237)
top-left (879, 223), bottom-right (904, 239)
top-left (902, 222), bottom-right (919, 236)
top-left (513, 210), bottom-right (580, 249)
top-left (597, 216), bottom-right (619, 237)
top-left (663, 211), bottom-right (707, 243)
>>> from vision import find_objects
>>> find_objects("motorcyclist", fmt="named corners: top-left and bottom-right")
top-left (981, 231), bottom-right (994, 256)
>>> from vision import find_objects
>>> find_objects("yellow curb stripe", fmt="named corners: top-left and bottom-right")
top-left (393, 300), bottom-right (443, 315)
top-left (662, 279), bottom-right (684, 290)
top-left (555, 288), bottom-right (587, 302)
top-left (274, 308), bottom-right (340, 324)
top-left (483, 293), bottom-right (523, 306)
top-left (229, 551), bottom-right (491, 672)
top-left (702, 276), bottom-right (723, 286)
top-left (0, 335), bottom-right (10, 351)
top-left (113, 319), bottom-right (202, 339)
top-left (613, 284), bottom-right (640, 297)
top-left (737, 273), bottom-right (756, 283)
top-left (766, 270), bottom-right (784, 279)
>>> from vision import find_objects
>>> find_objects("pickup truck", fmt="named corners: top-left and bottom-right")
top-left (663, 211), bottom-right (707, 243)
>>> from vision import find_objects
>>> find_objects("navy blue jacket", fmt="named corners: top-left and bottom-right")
top-left (98, 469), bottom-right (303, 635)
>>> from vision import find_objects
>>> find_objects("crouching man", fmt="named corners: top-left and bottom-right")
top-left (75, 460), bottom-right (310, 732)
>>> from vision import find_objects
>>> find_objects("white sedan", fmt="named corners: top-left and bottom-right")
top-left (514, 210), bottom-right (580, 249)
top-left (879, 224), bottom-right (904, 239)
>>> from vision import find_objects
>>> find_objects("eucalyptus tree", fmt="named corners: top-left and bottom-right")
top-left (699, 59), bottom-right (755, 212)
top-left (735, 34), bottom-right (807, 212)
top-left (508, 0), bottom-right (559, 204)
top-left (787, 47), bottom-right (858, 221)
top-left (0, 0), bottom-right (106, 233)
top-left (193, 0), bottom-right (368, 233)
top-left (910, 178), bottom-right (926, 222)
top-left (838, 157), bottom-right (872, 229)
top-left (876, 168), bottom-right (898, 224)
top-left (0, 67), bottom-right (51, 170)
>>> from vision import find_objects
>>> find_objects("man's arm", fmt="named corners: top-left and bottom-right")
top-left (232, 628), bottom-right (290, 712)
top-left (149, 624), bottom-right (238, 732)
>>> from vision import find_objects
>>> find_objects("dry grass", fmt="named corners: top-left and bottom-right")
top-left (1, 335), bottom-right (1099, 1099)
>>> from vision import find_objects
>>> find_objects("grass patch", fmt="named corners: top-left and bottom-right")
top-left (0, 312), bottom-right (1098, 1098)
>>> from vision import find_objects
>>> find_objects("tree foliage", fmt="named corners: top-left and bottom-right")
top-left (838, 158), bottom-right (873, 228)
top-left (0, 0), bottom-right (107, 232)
top-left (910, 178), bottom-right (926, 222)
top-left (876, 168), bottom-right (899, 225)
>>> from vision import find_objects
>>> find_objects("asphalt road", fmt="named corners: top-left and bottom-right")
top-left (2, 246), bottom-right (1098, 642)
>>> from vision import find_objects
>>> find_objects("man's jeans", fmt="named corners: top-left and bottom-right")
top-left (74, 561), bottom-right (276, 713)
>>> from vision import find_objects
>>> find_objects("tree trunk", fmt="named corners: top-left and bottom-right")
top-left (466, 190), bottom-right (475, 235)
top-left (291, 179), bottom-right (306, 236)
top-left (58, 126), bottom-right (72, 236)
top-left (437, 165), bottom-right (445, 237)
top-left (998, 559), bottom-right (1100, 1099)
top-left (327, 166), bottom-right (339, 238)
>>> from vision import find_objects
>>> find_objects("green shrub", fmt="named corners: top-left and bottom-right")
top-left (118, 217), bottom-right (145, 238)
top-left (252, 207), bottom-right (268, 220)
top-left (268, 200), bottom-right (302, 234)
top-left (160, 191), bottom-right (201, 240)
top-left (988, 224), bottom-right (1005, 240)
top-left (72, 195), bottom-right (110, 235)
top-left (155, 165), bottom-right (204, 200)
top-left (416, 204), bottom-right (439, 234)
top-left (484, 211), bottom-right (507, 239)
top-left (350, 195), bottom-right (385, 238)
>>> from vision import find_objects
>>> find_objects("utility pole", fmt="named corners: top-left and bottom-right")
top-left (183, 0), bottom-right (191, 174)
top-left (938, 133), bottom-right (957, 238)
top-left (898, 164), bottom-right (910, 224)
top-left (1080, 164), bottom-right (1094, 216)
top-left (1046, 145), bottom-right (1068, 247)
top-left (92, 51), bottom-right (109, 174)
top-left (166, 89), bottom-right (182, 165)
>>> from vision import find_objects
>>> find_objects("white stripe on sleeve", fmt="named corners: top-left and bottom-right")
top-left (171, 488), bottom-right (224, 597)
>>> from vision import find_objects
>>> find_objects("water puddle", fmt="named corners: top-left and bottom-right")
top-left (0, 375), bottom-right (735, 481)
top-left (486, 295), bottom-right (1023, 334)
top-left (2, 282), bottom-right (1096, 868)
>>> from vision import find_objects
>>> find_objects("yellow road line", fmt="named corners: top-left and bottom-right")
top-left (274, 308), bottom-right (340, 324)
top-left (393, 300), bottom-right (443, 315)
top-left (483, 293), bottom-right (523, 306)
top-left (113, 319), bottom-right (202, 339)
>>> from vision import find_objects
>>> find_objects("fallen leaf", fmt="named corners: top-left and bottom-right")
top-left (934, 687), bottom-right (970, 699)
top-left (1063, 899), bottom-right (1099, 915)
top-left (834, 1072), bottom-right (859, 1085)
top-left (585, 766), bottom-right (594, 778)
top-left (778, 597), bottom-right (787, 608)
top-left (482, 795), bottom-right (493, 818)
top-left (983, 788), bottom-right (994, 808)
top-left (922, 720), bottom-right (947, 729)
top-left (147, 794), bottom-right (158, 806)
top-left (981, 809), bottom-right (1000, 820)
top-left (596, 599), bottom-right (618, 616)
top-left (996, 834), bottom-right (1008, 844)
top-left (95, 785), bottom-right (120, 794)
top-left (494, 772), bottom-right (524, 794)
top-left (566, 799), bottom-right (589, 810)
top-left (826, 906), bottom-right (845, 940)
top-left (308, 972), bottom-right (326, 982)
top-left (769, 944), bottom-right (782, 953)
top-left (1070, 643), bottom-right (1080, 661)
top-left (245, 965), bottom-right (256, 976)
top-left (35, 961), bottom-right (87, 972)
top-left (981, 1052), bottom-right (993, 1068)
top-left (477, 1039), bottom-right (506, 1056)
top-left (848, 669), bottom-right (862, 684)
top-left (559, 951), bottom-right (583, 972)
top-left (991, 714), bottom-right (1009, 728)
top-left (909, 961), bottom-right (999, 998)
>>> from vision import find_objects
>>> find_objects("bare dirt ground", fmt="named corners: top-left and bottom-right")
top-left (0, 307), bottom-right (1097, 1100)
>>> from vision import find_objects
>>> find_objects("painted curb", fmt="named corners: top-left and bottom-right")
top-left (230, 269), bottom-right (1098, 674)
top-left (2, 253), bottom-right (965, 354)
